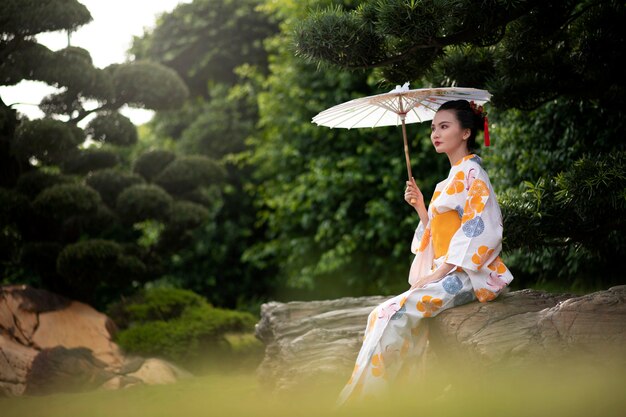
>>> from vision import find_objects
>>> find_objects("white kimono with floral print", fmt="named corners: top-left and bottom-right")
top-left (408, 154), bottom-right (514, 302)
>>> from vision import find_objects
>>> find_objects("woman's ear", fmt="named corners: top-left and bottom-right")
top-left (462, 128), bottom-right (471, 140)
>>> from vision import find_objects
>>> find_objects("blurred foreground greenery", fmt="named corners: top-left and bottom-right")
top-left (2, 356), bottom-right (625, 417)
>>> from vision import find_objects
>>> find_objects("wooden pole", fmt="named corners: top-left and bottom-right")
top-left (398, 96), bottom-right (416, 204)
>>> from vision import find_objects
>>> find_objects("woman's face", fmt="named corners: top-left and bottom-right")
top-left (430, 109), bottom-right (470, 155)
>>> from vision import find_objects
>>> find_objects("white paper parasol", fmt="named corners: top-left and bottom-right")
top-left (312, 84), bottom-right (491, 182)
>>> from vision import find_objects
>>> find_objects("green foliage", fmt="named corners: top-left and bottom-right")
top-left (39, 47), bottom-right (114, 104)
top-left (154, 155), bottom-right (225, 195)
top-left (160, 201), bottom-right (210, 250)
top-left (86, 112), bottom-right (138, 146)
top-left (293, 5), bottom-right (384, 69)
top-left (115, 184), bottom-right (173, 224)
top-left (0, 0), bottom-right (202, 309)
top-left (32, 183), bottom-right (100, 220)
top-left (12, 119), bottom-right (83, 165)
top-left (236, 1), bottom-right (449, 297)
top-left (0, 187), bottom-right (29, 225)
top-left (176, 83), bottom-right (257, 158)
top-left (112, 287), bottom-right (257, 366)
top-left (0, 0), bottom-right (92, 37)
top-left (85, 168), bottom-right (144, 208)
top-left (130, 0), bottom-right (277, 96)
top-left (107, 286), bottom-right (206, 328)
top-left (105, 61), bottom-right (189, 110)
top-left (132, 149), bottom-right (176, 182)
top-left (295, 0), bottom-right (625, 110)
top-left (497, 152), bottom-right (626, 288)
top-left (61, 148), bottom-right (120, 175)
top-left (56, 239), bottom-right (146, 302)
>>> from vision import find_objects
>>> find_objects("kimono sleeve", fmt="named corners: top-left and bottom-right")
top-left (408, 220), bottom-right (434, 286)
top-left (444, 168), bottom-right (503, 272)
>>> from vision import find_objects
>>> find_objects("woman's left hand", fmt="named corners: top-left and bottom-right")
top-left (409, 273), bottom-right (440, 290)
top-left (410, 262), bottom-right (456, 290)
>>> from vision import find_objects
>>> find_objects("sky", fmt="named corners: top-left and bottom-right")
top-left (0, 0), bottom-right (192, 126)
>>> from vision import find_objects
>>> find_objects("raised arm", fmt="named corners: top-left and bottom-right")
top-left (404, 176), bottom-right (429, 226)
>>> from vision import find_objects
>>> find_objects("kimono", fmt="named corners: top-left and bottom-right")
top-left (336, 154), bottom-right (513, 405)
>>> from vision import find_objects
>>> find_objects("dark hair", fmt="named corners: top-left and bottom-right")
top-left (437, 100), bottom-right (485, 151)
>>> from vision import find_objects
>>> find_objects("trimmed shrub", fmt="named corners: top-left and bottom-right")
top-left (85, 168), bottom-right (144, 207)
top-left (12, 119), bottom-right (83, 165)
top-left (155, 155), bottom-right (225, 195)
top-left (61, 148), bottom-right (119, 175)
top-left (33, 183), bottom-right (100, 220)
top-left (16, 170), bottom-right (75, 199)
top-left (56, 239), bottom-right (146, 302)
top-left (115, 303), bottom-right (256, 365)
top-left (86, 112), bottom-right (138, 146)
top-left (133, 149), bottom-right (176, 182)
top-left (110, 286), bottom-right (259, 369)
top-left (116, 184), bottom-right (172, 224)
top-left (107, 287), bottom-right (206, 329)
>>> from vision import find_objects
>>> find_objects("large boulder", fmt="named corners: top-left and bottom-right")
top-left (0, 285), bottom-right (190, 396)
top-left (255, 286), bottom-right (626, 393)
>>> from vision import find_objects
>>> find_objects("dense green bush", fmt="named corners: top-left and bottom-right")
top-left (12, 119), bottom-right (83, 165)
top-left (112, 287), bottom-right (258, 368)
top-left (15, 170), bottom-right (75, 199)
top-left (133, 149), bottom-right (176, 182)
top-left (107, 286), bottom-right (206, 328)
top-left (115, 183), bottom-right (172, 224)
top-left (86, 111), bottom-right (138, 146)
top-left (85, 169), bottom-right (144, 208)
top-left (154, 155), bottom-right (225, 195)
top-left (56, 239), bottom-right (146, 302)
top-left (32, 183), bottom-right (100, 220)
top-left (61, 148), bottom-right (120, 175)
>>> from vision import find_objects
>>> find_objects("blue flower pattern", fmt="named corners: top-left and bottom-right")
top-left (442, 275), bottom-right (463, 294)
top-left (462, 216), bottom-right (484, 237)
top-left (453, 290), bottom-right (475, 306)
top-left (455, 205), bottom-right (464, 219)
top-left (390, 304), bottom-right (406, 320)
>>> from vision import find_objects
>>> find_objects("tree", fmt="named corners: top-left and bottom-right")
top-left (127, 0), bottom-right (281, 308)
top-left (294, 0), bottom-right (624, 110)
top-left (234, 0), bottom-right (450, 299)
top-left (292, 0), bottom-right (626, 290)
top-left (0, 1), bottom-right (223, 307)
top-left (130, 0), bottom-right (278, 97)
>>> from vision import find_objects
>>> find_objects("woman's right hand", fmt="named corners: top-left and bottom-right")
top-left (404, 177), bottom-right (425, 212)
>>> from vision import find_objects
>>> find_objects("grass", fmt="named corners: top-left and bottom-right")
top-left (1, 354), bottom-right (625, 417)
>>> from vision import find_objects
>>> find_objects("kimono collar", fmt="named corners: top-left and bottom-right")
top-left (453, 154), bottom-right (482, 167)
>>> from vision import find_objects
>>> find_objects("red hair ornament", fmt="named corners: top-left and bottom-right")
top-left (470, 101), bottom-right (490, 147)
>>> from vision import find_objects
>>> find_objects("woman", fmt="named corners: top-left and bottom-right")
top-left (336, 99), bottom-right (514, 405)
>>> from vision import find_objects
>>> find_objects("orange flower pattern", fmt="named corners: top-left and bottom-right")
top-left (474, 288), bottom-right (497, 302)
top-left (461, 179), bottom-right (489, 223)
top-left (370, 353), bottom-right (386, 378)
top-left (487, 256), bottom-right (507, 274)
top-left (472, 245), bottom-right (495, 269)
top-left (416, 295), bottom-right (443, 317)
top-left (446, 171), bottom-right (465, 195)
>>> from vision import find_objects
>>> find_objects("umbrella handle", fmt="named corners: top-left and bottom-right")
top-left (400, 116), bottom-right (417, 205)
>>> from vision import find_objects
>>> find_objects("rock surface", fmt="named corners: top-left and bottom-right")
top-left (255, 286), bottom-right (626, 393)
top-left (0, 285), bottom-right (190, 396)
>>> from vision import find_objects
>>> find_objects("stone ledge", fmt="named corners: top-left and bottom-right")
top-left (255, 286), bottom-right (626, 393)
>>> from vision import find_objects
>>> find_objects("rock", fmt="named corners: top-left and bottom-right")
top-left (0, 285), bottom-right (188, 397)
top-left (32, 300), bottom-right (124, 367)
top-left (255, 286), bottom-right (626, 393)
top-left (127, 358), bottom-right (191, 385)
top-left (0, 336), bottom-right (38, 396)
top-left (25, 346), bottom-right (114, 395)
